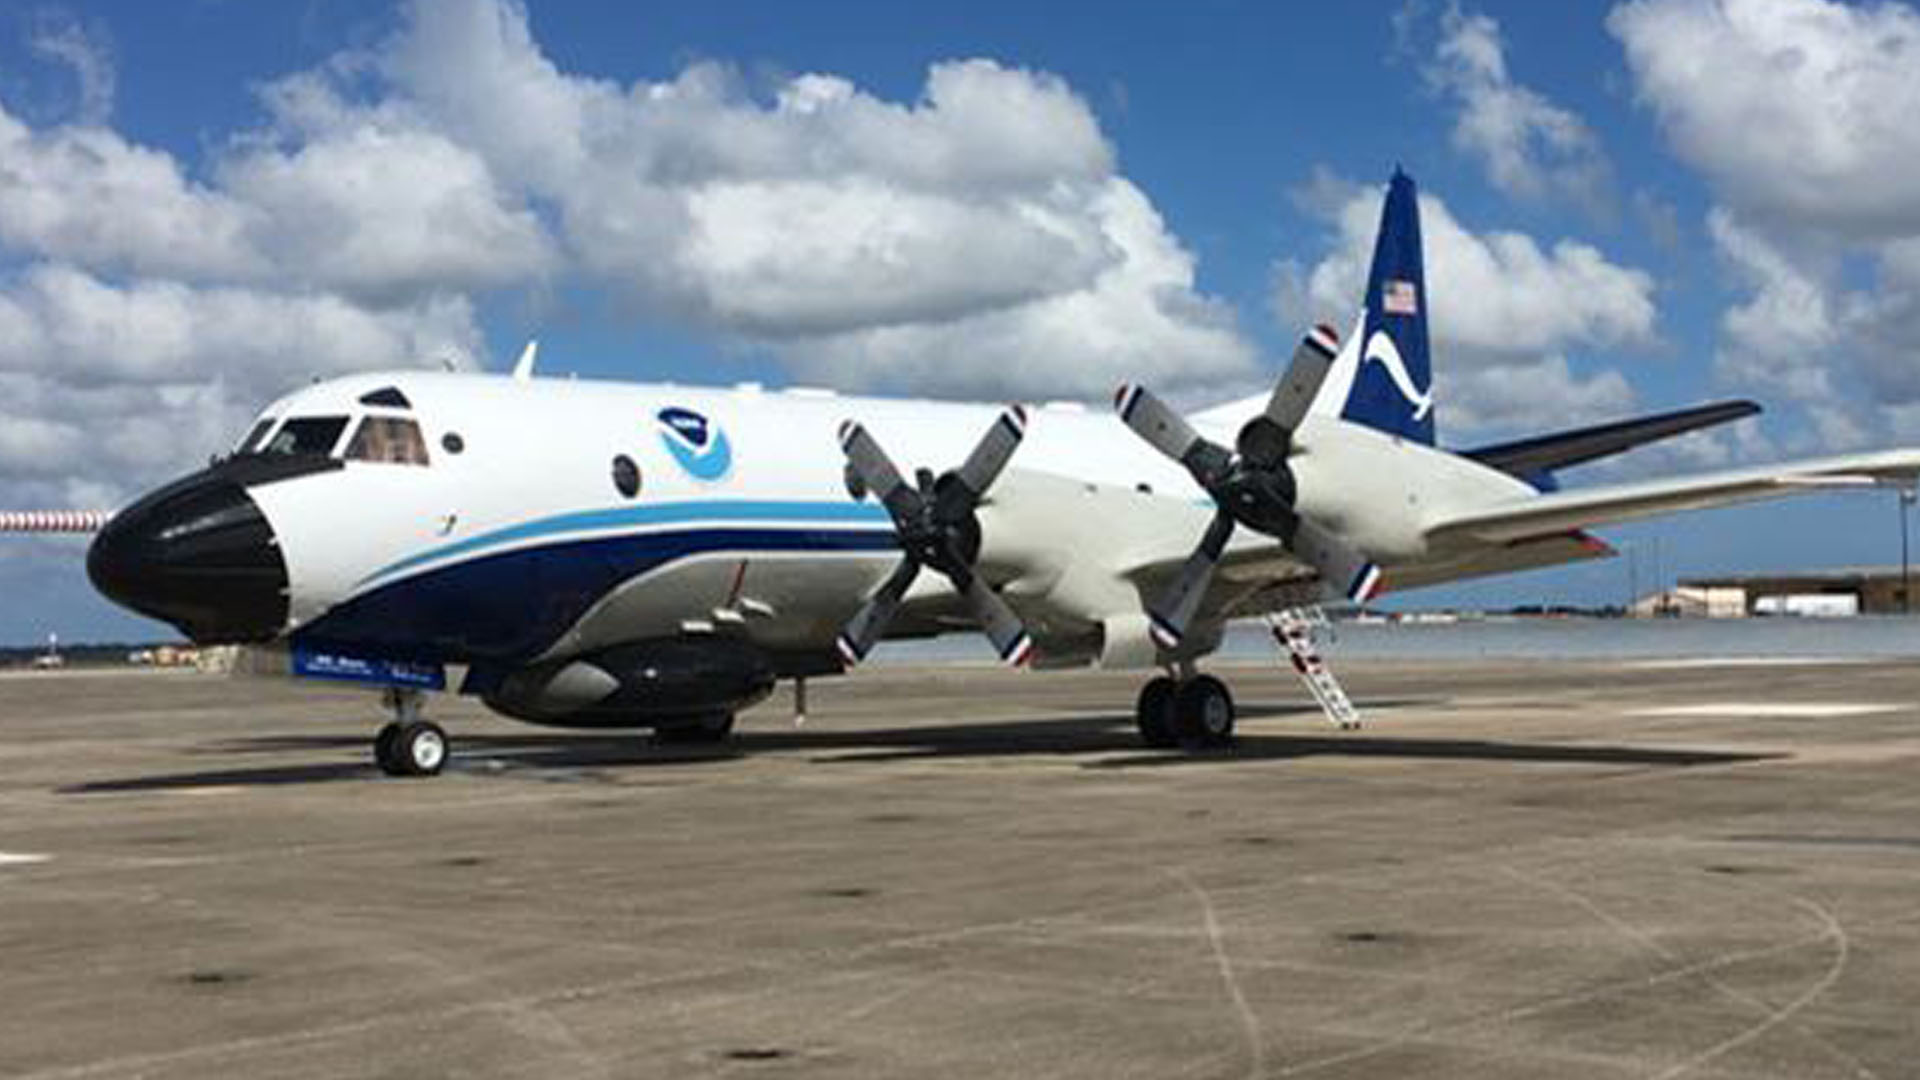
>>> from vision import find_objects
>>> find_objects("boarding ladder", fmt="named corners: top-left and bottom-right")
top-left (1265, 607), bottom-right (1361, 730)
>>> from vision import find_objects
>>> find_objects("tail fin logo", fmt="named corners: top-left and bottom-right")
top-left (1361, 330), bottom-right (1434, 422)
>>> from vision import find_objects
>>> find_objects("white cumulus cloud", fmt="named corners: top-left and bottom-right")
top-left (785, 179), bottom-right (1254, 399)
top-left (0, 102), bottom-right (260, 281)
top-left (0, 265), bottom-right (480, 505)
top-left (1426, 5), bottom-right (1613, 213)
top-left (28, 15), bottom-right (115, 126)
top-left (1612, 0), bottom-right (1920, 238)
top-left (0, 0), bottom-right (1260, 529)
top-left (1614, 0), bottom-right (1920, 447)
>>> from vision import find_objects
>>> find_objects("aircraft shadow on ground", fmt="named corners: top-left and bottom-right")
top-left (59, 700), bottom-right (1779, 793)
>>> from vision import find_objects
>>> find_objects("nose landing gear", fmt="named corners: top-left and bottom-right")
top-left (1135, 671), bottom-right (1236, 749)
top-left (373, 688), bottom-right (448, 777)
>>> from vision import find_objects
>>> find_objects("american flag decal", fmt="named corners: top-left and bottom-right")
top-left (1382, 279), bottom-right (1418, 316)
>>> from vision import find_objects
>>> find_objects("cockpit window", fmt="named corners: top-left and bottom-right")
top-left (358, 387), bottom-right (411, 409)
top-left (237, 418), bottom-right (277, 454)
top-left (263, 416), bottom-right (349, 457)
top-left (345, 416), bottom-right (431, 466)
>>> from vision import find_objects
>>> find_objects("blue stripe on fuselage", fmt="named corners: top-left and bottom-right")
top-left (302, 524), bottom-right (899, 666)
top-left (363, 499), bottom-right (893, 587)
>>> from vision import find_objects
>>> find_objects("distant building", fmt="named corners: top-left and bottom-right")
top-left (1630, 586), bottom-right (1749, 619)
top-left (1678, 567), bottom-right (1919, 616)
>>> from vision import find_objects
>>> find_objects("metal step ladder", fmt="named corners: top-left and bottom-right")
top-left (1264, 607), bottom-right (1361, 730)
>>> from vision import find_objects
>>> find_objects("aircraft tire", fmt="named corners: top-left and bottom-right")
top-left (373, 722), bottom-right (405, 775)
top-left (654, 712), bottom-right (736, 746)
top-left (394, 721), bottom-right (449, 777)
top-left (1135, 677), bottom-right (1179, 748)
top-left (1173, 675), bottom-right (1235, 748)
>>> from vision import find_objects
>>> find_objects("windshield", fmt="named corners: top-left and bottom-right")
top-left (262, 416), bottom-right (349, 457)
top-left (236, 418), bottom-right (276, 454)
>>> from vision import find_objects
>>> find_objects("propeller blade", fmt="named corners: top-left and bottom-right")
top-left (1264, 323), bottom-right (1341, 434)
top-left (1147, 510), bottom-right (1237, 650)
top-left (1237, 325), bottom-right (1341, 468)
top-left (839, 412), bottom-right (1035, 668)
top-left (1114, 384), bottom-right (1207, 463)
top-left (949, 405), bottom-right (1028, 504)
top-left (835, 557), bottom-right (922, 667)
top-left (959, 575), bottom-right (1034, 667)
top-left (838, 421), bottom-right (924, 525)
top-left (1290, 517), bottom-right (1385, 604)
top-left (1115, 383), bottom-right (1235, 491)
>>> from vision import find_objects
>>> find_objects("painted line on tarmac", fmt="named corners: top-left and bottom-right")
top-left (1623, 657), bottom-right (1873, 669)
top-left (0, 852), bottom-right (50, 867)
top-left (1631, 702), bottom-right (1900, 719)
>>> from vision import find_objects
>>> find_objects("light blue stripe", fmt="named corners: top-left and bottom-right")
top-left (365, 499), bottom-right (893, 585)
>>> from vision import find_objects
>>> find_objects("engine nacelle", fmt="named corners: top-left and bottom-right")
top-left (484, 638), bottom-right (776, 729)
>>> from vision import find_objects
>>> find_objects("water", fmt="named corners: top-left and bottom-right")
top-left (872, 616), bottom-right (1920, 665)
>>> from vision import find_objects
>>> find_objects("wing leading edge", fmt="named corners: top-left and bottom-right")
top-left (1426, 448), bottom-right (1920, 547)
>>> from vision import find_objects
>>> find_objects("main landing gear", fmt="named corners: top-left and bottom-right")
top-left (1135, 671), bottom-right (1236, 749)
top-left (1133, 607), bottom-right (1364, 751)
top-left (374, 687), bottom-right (448, 777)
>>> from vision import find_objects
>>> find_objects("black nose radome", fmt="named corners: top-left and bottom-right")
top-left (87, 472), bottom-right (287, 644)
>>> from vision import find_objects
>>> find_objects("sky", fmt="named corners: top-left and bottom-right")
top-left (3, 0), bottom-right (1920, 644)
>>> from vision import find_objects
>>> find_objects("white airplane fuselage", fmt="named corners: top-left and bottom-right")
top-left (237, 370), bottom-right (1528, 670)
top-left (84, 358), bottom-right (1539, 702)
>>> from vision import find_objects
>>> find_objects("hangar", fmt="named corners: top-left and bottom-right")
top-left (1675, 567), bottom-right (1918, 616)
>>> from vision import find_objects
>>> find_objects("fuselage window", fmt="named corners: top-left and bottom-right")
top-left (441, 432), bottom-right (465, 455)
top-left (263, 416), bottom-right (349, 457)
top-left (237, 418), bottom-right (277, 454)
top-left (345, 416), bottom-right (432, 466)
top-left (612, 455), bottom-right (641, 498)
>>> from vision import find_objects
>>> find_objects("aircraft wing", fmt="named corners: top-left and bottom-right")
top-left (1425, 448), bottom-right (1920, 546)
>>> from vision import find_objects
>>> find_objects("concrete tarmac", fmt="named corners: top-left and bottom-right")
top-left (1, 658), bottom-right (1918, 1078)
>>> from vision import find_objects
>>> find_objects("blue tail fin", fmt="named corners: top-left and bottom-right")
top-left (1340, 169), bottom-right (1436, 446)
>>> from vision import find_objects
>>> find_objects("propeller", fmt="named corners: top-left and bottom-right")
top-left (1115, 324), bottom-right (1383, 649)
top-left (834, 406), bottom-right (1034, 668)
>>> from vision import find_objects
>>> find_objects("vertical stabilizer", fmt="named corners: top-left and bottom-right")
top-left (1338, 170), bottom-right (1435, 445)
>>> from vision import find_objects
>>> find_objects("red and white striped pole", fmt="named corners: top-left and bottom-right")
top-left (0, 510), bottom-right (112, 534)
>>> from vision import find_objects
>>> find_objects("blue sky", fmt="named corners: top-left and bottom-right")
top-left (2, 0), bottom-right (1919, 643)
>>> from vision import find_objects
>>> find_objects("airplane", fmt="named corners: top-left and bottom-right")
top-left (35, 169), bottom-right (1919, 777)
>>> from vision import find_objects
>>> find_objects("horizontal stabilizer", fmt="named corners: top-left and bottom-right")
top-left (1427, 448), bottom-right (1920, 546)
top-left (1461, 400), bottom-right (1760, 483)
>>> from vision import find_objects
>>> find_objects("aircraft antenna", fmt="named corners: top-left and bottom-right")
top-left (511, 340), bottom-right (540, 382)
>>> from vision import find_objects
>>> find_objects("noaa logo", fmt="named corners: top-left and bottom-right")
top-left (1362, 330), bottom-right (1435, 421)
top-left (656, 406), bottom-right (733, 482)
